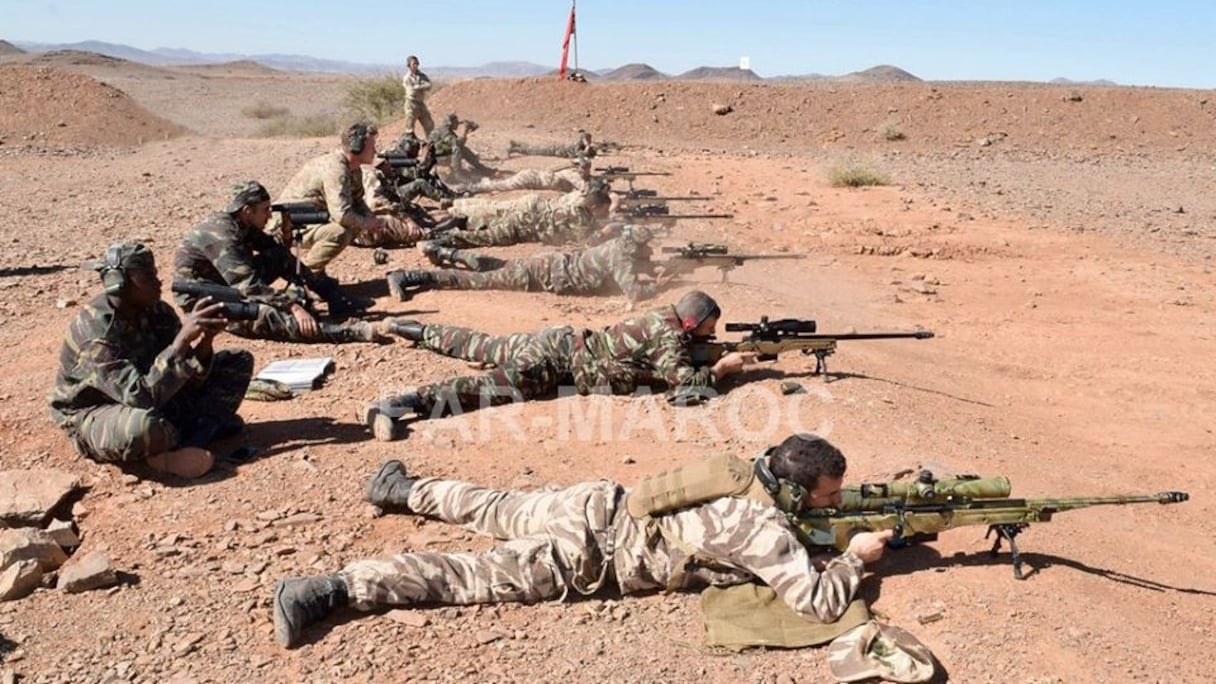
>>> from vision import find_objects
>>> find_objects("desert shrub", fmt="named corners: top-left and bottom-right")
top-left (241, 101), bottom-right (289, 119)
top-left (880, 123), bottom-right (906, 141)
top-left (342, 74), bottom-right (406, 124)
top-left (258, 113), bottom-right (339, 138)
top-left (827, 161), bottom-right (890, 188)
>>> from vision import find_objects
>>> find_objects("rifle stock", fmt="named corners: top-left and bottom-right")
top-left (794, 470), bottom-right (1188, 579)
top-left (689, 315), bottom-right (934, 375)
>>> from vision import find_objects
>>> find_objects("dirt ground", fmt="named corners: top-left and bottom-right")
top-left (0, 55), bottom-right (1213, 684)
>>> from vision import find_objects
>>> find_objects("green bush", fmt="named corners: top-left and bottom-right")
top-left (880, 123), bottom-right (906, 141)
top-left (241, 102), bottom-right (289, 119)
top-left (342, 74), bottom-right (406, 124)
top-left (827, 161), bottom-right (890, 188)
top-left (258, 114), bottom-right (340, 138)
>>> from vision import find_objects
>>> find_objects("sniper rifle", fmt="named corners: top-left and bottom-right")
top-left (659, 242), bottom-right (803, 282)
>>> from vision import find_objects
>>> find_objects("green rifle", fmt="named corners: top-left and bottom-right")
top-left (793, 469), bottom-right (1189, 579)
top-left (620, 203), bottom-right (733, 221)
top-left (688, 316), bottom-right (934, 376)
top-left (659, 243), bottom-right (803, 282)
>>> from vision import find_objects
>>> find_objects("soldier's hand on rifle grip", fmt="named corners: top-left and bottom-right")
top-left (291, 303), bottom-right (320, 339)
top-left (278, 215), bottom-right (295, 247)
top-left (710, 351), bottom-right (754, 382)
top-left (846, 529), bottom-right (896, 565)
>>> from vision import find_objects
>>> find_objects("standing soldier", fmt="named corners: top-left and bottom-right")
top-left (437, 182), bottom-right (613, 248)
top-left (49, 242), bottom-right (254, 478)
top-left (362, 290), bottom-right (754, 440)
top-left (385, 225), bottom-right (675, 302)
top-left (270, 121), bottom-right (425, 278)
top-left (173, 181), bottom-right (383, 343)
top-left (402, 55), bottom-right (433, 137)
top-left (457, 156), bottom-right (592, 196)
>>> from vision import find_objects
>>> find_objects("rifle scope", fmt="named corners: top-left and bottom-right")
top-left (840, 472), bottom-right (1012, 510)
top-left (725, 317), bottom-right (818, 334)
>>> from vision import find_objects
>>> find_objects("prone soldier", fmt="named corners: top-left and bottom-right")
top-left (435, 181), bottom-right (614, 248)
top-left (456, 156), bottom-right (593, 196)
top-left (506, 128), bottom-right (597, 159)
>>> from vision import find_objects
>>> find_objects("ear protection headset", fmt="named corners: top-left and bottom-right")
top-left (100, 244), bottom-right (128, 294)
top-left (348, 123), bottom-right (369, 155)
top-left (753, 448), bottom-right (809, 514)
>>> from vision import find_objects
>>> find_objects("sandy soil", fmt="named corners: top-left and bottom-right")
top-left (0, 56), bottom-right (1213, 684)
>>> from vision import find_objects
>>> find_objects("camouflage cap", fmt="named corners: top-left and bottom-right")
top-left (620, 224), bottom-right (654, 245)
top-left (827, 620), bottom-right (935, 683)
top-left (225, 180), bottom-right (271, 213)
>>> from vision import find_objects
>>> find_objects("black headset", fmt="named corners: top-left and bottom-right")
top-left (348, 123), bottom-right (369, 154)
top-left (100, 243), bottom-right (128, 294)
top-left (753, 448), bottom-right (809, 514)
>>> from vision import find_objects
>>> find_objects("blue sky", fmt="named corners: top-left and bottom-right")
top-left (5, 0), bottom-right (1214, 88)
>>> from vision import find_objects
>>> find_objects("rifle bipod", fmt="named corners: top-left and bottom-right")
top-left (986, 523), bottom-right (1031, 579)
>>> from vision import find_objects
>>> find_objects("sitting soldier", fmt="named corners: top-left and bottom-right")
top-left (49, 242), bottom-right (254, 478)
top-left (173, 181), bottom-right (383, 344)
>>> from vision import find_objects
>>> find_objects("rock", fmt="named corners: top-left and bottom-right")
top-left (231, 578), bottom-right (260, 593)
top-left (272, 512), bottom-right (321, 527)
top-left (55, 297), bottom-right (77, 309)
top-left (779, 381), bottom-right (806, 395)
top-left (0, 528), bottom-right (68, 571)
top-left (45, 518), bottom-right (80, 550)
top-left (0, 469), bottom-right (80, 525)
top-left (712, 103), bottom-right (733, 116)
top-left (0, 559), bottom-right (42, 601)
top-left (475, 630), bottom-right (502, 645)
top-left (58, 551), bottom-right (119, 593)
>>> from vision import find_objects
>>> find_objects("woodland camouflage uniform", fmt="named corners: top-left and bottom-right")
top-left (48, 293), bottom-right (252, 464)
top-left (443, 191), bottom-right (598, 247)
top-left (405, 303), bottom-right (713, 414)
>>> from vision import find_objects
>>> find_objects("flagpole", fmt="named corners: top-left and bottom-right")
top-left (572, 1), bottom-right (579, 75)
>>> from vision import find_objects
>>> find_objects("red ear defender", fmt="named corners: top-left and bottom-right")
top-left (682, 316), bottom-right (698, 330)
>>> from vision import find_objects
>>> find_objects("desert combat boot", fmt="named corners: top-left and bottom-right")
top-left (364, 459), bottom-right (418, 509)
top-left (272, 575), bottom-right (349, 648)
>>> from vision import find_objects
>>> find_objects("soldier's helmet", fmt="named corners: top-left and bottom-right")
top-left (674, 290), bottom-right (722, 332)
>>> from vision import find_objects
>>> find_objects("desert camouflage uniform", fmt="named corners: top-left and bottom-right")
top-left (460, 167), bottom-right (587, 195)
top-left (355, 166), bottom-right (429, 247)
top-left (340, 476), bottom-right (863, 625)
top-left (411, 304), bottom-right (712, 413)
top-left (430, 237), bottom-right (657, 300)
top-left (173, 211), bottom-right (315, 342)
top-left (443, 191), bottom-right (597, 248)
top-left (402, 70), bottom-right (434, 137)
top-left (48, 294), bottom-right (253, 463)
top-left (270, 150), bottom-right (421, 270)
top-left (507, 139), bottom-right (593, 159)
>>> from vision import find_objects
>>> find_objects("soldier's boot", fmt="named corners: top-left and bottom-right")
top-left (318, 321), bottom-right (383, 344)
top-left (423, 215), bottom-right (467, 240)
top-left (385, 318), bottom-right (426, 342)
top-left (360, 392), bottom-right (427, 442)
top-left (311, 276), bottom-right (373, 319)
top-left (364, 460), bottom-right (418, 510)
top-left (421, 242), bottom-right (481, 270)
top-left (386, 270), bottom-right (437, 302)
top-left (272, 576), bottom-right (349, 649)
top-left (506, 140), bottom-right (521, 157)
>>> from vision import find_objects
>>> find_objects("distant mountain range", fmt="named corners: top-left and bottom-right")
top-left (6, 39), bottom-right (1117, 86)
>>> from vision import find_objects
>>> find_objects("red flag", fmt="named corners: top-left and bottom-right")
top-left (558, 2), bottom-right (576, 80)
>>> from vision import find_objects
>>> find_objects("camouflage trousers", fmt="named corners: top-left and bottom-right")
top-left (340, 478), bottom-right (623, 610)
top-left (463, 169), bottom-right (576, 195)
top-left (509, 141), bottom-right (579, 158)
top-left (351, 213), bottom-right (424, 248)
top-left (403, 100), bottom-right (434, 137)
top-left (433, 258), bottom-right (547, 292)
top-left (68, 349), bottom-right (254, 463)
top-left (416, 323), bottom-right (577, 412)
top-left (440, 222), bottom-right (534, 249)
top-left (298, 221), bottom-right (352, 273)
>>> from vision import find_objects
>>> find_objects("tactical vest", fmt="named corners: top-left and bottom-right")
top-left (624, 453), bottom-right (870, 650)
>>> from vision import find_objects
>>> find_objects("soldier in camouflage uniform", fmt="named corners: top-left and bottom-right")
top-left (366, 133), bottom-right (461, 207)
top-left (270, 121), bottom-right (425, 271)
top-left (401, 55), bottom-right (434, 137)
top-left (361, 290), bottom-right (752, 441)
top-left (437, 183), bottom-right (613, 248)
top-left (48, 242), bottom-right (254, 479)
top-left (385, 225), bottom-right (675, 303)
top-left (456, 156), bottom-right (592, 196)
top-left (429, 113), bottom-right (497, 182)
top-left (506, 129), bottom-right (597, 159)
top-left (271, 434), bottom-right (897, 654)
top-left (173, 181), bottom-right (382, 344)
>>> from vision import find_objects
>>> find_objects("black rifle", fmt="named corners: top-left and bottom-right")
top-left (659, 243), bottom-right (803, 282)
top-left (614, 188), bottom-right (703, 201)
top-left (689, 316), bottom-right (935, 376)
top-left (596, 166), bottom-right (671, 177)
top-left (620, 203), bottom-right (733, 221)
top-left (170, 281), bottom-right (260, 321)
